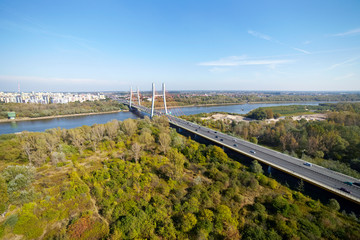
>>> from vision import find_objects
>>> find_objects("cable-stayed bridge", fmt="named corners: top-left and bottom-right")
top-left (120, 83), bottom-right (360, 205)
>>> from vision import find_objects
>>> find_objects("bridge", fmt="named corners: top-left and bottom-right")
top-left (121, 83), bottom-right (360, 205)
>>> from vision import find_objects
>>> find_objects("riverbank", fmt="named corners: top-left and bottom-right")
top-left (0, 110), bottom-right (127, 123)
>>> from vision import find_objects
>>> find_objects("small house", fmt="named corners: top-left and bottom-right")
top-left (7, 112), bottom-right (16, 119)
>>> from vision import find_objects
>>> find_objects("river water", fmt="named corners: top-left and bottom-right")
top-left (0, 102), bottom-right (324, 135)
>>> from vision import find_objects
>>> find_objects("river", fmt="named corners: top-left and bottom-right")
top-left (0, 102), bottom-right (324, 135)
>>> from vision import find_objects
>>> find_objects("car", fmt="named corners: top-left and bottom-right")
top-left (234, 144), bottom-right (238, 147)
top-left (339, 187), bottom-right (351, 194)
top-left (234, 139), bottom-right (237, 142)
top-left (214, 131), bottom-right (217, 133)
top-left (353, 182), bottom-right (360, 187)
top-left (344, 181), bottom-right (353, 186)
top-left (250, 150), bottom-right (256, 154)
top-left (220, 139), bottom-right (223, 141)
top-left (215, 136), bottom-right (218, 138)
top-left (303, 162), bottom-right (312, 167)
top-left (207, 130), bottom-right (210, 133)
top-left (195, 129), bottom-right (198, 131)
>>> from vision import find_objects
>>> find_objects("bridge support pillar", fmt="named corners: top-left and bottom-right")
top-left (137, 87), bottom-right (141, 106)
top-left (129, 86), bottom-right (133, 109)
top-left (162, 83), bottom-right (168, 115)
top-left (151, 83), bottom-right (155, 118)
top-left (150, 83), bottom-right (168, 118)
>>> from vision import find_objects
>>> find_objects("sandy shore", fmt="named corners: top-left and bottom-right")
top-left (201, 113), bottom-right (254, 122)
top-left (201, 113), bottom-right (327, 123)
top-left (0, 110), bottom-right (126, 123)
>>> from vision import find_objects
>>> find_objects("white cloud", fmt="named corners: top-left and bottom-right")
top-left (248, 30), bottom-right (272, 41)
top-left (198, 56), bottom-right (246, 66)
top-left (334, 73), bottom-right (355, 81)
top-left (333, 28), bottom-right (360, 37)
top-left (248, 30), bottom-right (310, 55)
top-left (209, 67), bottom-right (230, 73)
top-left (198, 56), bottom-right (293, 67)
top-left (328, 57), bottom-right (358, 70)
top-left (293, 48), bottom-right (310, 54)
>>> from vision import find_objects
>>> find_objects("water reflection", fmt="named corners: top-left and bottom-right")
top-left (10, 121), bottom-right (18, 129)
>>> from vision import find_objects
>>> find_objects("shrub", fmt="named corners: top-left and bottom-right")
top-left (13, 203), bottom-right (44, 239)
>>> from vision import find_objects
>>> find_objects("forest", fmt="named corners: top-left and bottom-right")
top-left (182, 102), bottom-right (360, 179)
top-left (167, 93), bottom-right (360, 107)
top-left (0, 116), bottom-right (359, 239)
top-left (0, 100), bottom-right (127, 119)
top-left (246, 102), bottom-right (360, 120)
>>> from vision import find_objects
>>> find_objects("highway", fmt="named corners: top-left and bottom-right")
top-left (123, 101), bottom-right (360, 204)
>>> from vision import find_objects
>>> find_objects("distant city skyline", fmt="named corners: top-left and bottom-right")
top-left (0, 0), bottom-right (359, 92)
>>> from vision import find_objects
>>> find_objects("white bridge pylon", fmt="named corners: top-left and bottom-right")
top-left (129, 83), bottom-right (168, 118)
top-left (151, 83), bottom-right (168, 118)
top-left (129, 86), bottom-right (141, 109)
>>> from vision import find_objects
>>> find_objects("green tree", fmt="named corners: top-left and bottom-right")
top-left (181, 213), bottom-right (197, 232)
top-left (214, 205), bottom-right (238, 236)
top-left (0, 176), bottom-right (8, 213)
top-left (123, 118), bottom-right (137, 136)
top-left (139, 130), bottom-right (155, 151)
top-left (328, 198), bottom-right (340, 212)
top-left (250, 160), bottom-right (263, 174)
top-left (159, 132), bottom-right (171, 153)
top-left (131, 142), bottom-right (142, 164)
top-left (250, 137), bottom-right (258, 144)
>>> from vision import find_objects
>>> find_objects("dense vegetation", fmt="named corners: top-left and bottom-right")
top-left (183, 102), bottom-right (360, 179)
top-left (246, 102), bottom-right (360, 120)
top-left (0, 100), bottom-right (127, 119)
top-left (0, 116), bottom-right (359, 239)
top-left (166, 93), bottom-right (360, 106)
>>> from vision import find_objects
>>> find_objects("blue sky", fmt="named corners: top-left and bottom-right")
top-left (0, 0), bottom-right (359, 92)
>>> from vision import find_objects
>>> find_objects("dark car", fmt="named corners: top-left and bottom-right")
top-left (234, 144), bottom-right (238, 147)
top-left (215, 136), bottom-right (218, 138)
top-left (214, 131), bottom-right (217, 133)
top-left (339, 187), bottom-right (351, 194)
top-left (220, 139), bottom-right (223, 141)
top-left (250, 150), bottom-right (256, 154)
top-left (353, 182), bottom-right (360, 187)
